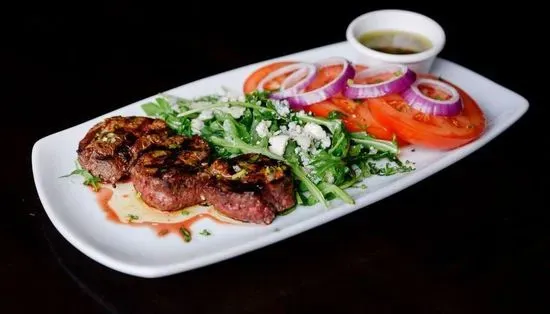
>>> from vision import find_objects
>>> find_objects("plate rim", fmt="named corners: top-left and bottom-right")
top-left (31, 41), bottom-right (530, 278)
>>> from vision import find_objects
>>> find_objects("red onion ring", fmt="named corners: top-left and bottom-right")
top-left (401, 78), bottom-right (463, 116)
top-left (285, 57), bottom-right (355, 109)
top-left (257, 63), bottom-right (317, 99)
top-left (344, 64), bottom-right (416, 99)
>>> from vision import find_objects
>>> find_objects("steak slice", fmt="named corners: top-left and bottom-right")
top-left (204, 181), bottom-right (276, 224)
top-left (130, 135), bottom-right (212, 212)
top-left (205, 153), bottom-right (296, 224)
top-left (77, 116), bottom-right (169, 184)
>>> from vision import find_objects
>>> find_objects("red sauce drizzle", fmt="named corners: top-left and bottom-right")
top-left (150, 214), bottom-right (228, 240)
top-left (95, 187), bottom-right (228, 241)
top-left (96, 187), bottom-right (119, 223)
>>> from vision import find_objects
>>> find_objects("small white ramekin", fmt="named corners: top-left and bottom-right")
top-left (346, 9), bottom-right (446, 73)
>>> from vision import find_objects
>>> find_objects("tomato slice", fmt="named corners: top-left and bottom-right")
top-left (305, 95), bottom-right (400, 142)
top-left (354, 100), bottom-right (400, 141)
top-left (306, 98), bottom-right (360, 132)
top-left (354, 64), bottom-right (369, 73)
top-left (243, 61), bottom-right (296, 94)
top-left (367, 74), bottom-right (486, 150)
top-left (304, 65), bottom-right (343, 92)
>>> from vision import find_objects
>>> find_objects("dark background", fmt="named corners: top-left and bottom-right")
top-left (3, 2), bottom-right (547, 314)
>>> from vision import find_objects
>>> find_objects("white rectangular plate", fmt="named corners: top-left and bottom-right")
top-left (32, 41), bottom-right (528, 278)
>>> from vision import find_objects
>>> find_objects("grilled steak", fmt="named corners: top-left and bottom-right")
top-left (204, 153), bottom-right (296, 224)
top-left (77, 116), bottom-right (169, 183)
top-left (78, 115), bottom-right (297, 225)
top-left (130, 134), bottom-right (212, 211)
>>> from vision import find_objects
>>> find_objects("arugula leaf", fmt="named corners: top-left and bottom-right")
top-left (318, 182), bottom-right (354, 204)
top-left (328, 124), bottom-right (350, 157)
top-left (142, 97), bottom-right (174, 116)
top-left (309, 151), bottom-right (348, 186)
top-left (194, 95), bottom-right (221, 102)
top-left (350, 132), bottom-right (399, 154)
top-left (60, 161), bottom-right (101, 191)
top-left (295, 111), bottom-right (342, 134)
top-left (328, 111), bottom-right (345, 120)
top-left (141, 96), bottom-right (194, 136)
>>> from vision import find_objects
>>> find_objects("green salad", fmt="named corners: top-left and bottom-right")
top-left (141, 90), bottom-right (414, 207)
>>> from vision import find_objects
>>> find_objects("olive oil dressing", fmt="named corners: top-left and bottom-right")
top-left (358, 30), bottom-right (433, 55)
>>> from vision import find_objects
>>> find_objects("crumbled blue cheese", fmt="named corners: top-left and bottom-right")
top-left (287, 121), bottom-right (302, 136)
top-left (191, 119), bottom-right (204, 135)
top-left (268, 134), bottom-right (290, 156)
top-left (276, 120), bottom-right (331, 151)
top-left (273, 99), bottom-right (290, 117)
top-left (294, 134), bottom-right (311, 150)
top-left (255, 120), bottom-right (272, 138)
top-left (304, 122), bottom-right (331, 148)
top-left (319, 137), bottom-right (331, 148)
top-left (304, 122), bottom-right (327, 140)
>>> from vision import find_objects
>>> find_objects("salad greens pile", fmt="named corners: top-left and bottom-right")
top-left (141, 90), bottom-right (414, 207)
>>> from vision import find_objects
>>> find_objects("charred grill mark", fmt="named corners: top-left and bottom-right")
top-left (200, 153), bottom-right (296, 224)
top-left (77, 116), bottom-right (170, 183)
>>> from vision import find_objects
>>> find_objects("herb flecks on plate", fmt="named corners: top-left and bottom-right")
top-left (141, 90), bottom-right (414, 207)
top-left (180, 227), bottom-right (192, 242)
top-left (199, 229), bottom-right (212, 236)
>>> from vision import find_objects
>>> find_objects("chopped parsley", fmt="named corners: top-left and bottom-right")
top-left (180, 227), bottom-right (191, 242)
top-left (127, 214), bottom-right (139, 223)
top-left (199, 229), bottom-right (211, 236)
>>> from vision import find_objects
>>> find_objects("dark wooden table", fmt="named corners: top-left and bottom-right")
top-left (4, 3), bottom-right (546, 314)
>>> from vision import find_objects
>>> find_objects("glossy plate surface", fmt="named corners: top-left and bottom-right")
top-left (31, 42), bottom-right (529, 278)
